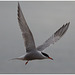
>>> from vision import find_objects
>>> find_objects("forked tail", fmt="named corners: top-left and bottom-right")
top-left (9, 58), bottom-right (24, 60)
top-left (9, 55), bottom-right (25, 61)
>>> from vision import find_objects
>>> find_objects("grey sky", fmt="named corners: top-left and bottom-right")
top-left (0, 1), bottom-right (75, 73)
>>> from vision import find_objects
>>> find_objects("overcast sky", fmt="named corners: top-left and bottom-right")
top-left (0, 1), bottom-right (75, 74)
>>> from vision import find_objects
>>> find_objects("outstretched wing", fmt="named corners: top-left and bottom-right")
top-left (37, 22), bottom-right (70, 51)
top-left (18, 2), bottom-right (36, 53)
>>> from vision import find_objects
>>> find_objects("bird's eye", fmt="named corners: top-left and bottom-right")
top-left (41, 52), bottom-right (49, 57)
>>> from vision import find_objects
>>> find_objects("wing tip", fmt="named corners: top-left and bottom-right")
top-left (17, 2), bottom-right (21, 21)
top-left (65, 22), bottom-right (70, 30)
top-left (54, 22), bottom-right (70, 37)
top-left (65, 22), bottom-right (70, 27)
top-left (63, 22), bottom-right (70, 27)
top-left (18, 2), bottom-right (20, 7)
top-left (61, 22), bottom-right (70, 36)
top-left (66, 22), bottom-right (70, 24)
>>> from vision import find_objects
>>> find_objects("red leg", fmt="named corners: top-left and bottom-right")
top-left (25, 60), bottom-right (29, 65)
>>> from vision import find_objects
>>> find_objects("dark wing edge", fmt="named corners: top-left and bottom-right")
top-left (18, 2), bottom-right (36, 52)
top-left (37, 22), bottom-right (70, 51)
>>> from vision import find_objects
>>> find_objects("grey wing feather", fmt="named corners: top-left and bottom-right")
top-left (18, 3), bottom-right (36, 53)
top-left (37, 22), bottom-right (70, 51)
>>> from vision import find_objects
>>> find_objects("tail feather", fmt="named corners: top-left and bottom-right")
top-left (9, 55), bottom-right (25, 61)
top-left (10, 58), bottom-right (24, 60)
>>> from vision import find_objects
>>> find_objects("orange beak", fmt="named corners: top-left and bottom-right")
top-left (48, 57), bottom-right (53, 60)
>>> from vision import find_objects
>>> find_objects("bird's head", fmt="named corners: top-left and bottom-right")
top-left (41, 52), bottom-right (53, 60)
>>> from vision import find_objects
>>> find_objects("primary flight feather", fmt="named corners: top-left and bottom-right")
top-left (18, 3), bottom-right (36, 53)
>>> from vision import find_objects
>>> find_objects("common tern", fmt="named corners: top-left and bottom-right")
top-left (11, 2), bottom-right (70, 65)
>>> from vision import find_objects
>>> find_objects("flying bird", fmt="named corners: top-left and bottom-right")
top-left (11, 2), bottom-right (70, 65)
